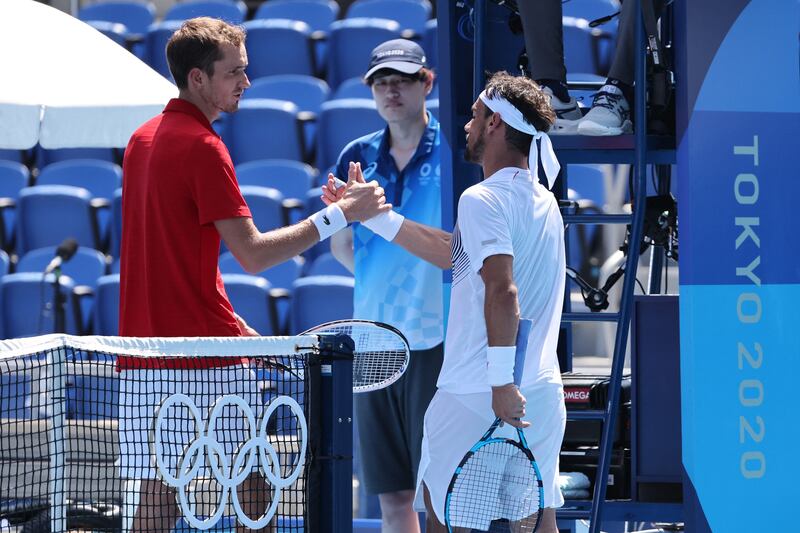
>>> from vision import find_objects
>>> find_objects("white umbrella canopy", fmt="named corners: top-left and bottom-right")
top-left (0, 0), bottom-right (178, 149)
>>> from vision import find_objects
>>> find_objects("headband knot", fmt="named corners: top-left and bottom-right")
top-left (479, 90), bottom-right (561, 189)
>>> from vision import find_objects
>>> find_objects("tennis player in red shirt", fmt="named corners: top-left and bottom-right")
top-left (118, 18), bottom-right (388, 532)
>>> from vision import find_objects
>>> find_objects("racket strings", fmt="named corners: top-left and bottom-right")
top-left (449, 441), bottom-right (541, 532)
top-left (318, 324), bottom-right (408, 389)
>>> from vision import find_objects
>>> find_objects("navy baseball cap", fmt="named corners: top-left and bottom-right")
top-left (364, 39), bottom-right (427, 79)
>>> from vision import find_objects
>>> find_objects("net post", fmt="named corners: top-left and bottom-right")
top-left (307, 333), bottom-right (354, 533)
top-left (47, 344), bottom-right (67, 533)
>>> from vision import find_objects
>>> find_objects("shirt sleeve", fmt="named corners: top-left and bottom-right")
top-left (192, 135), bottom-right (251, 225)
top-left (456, 186), bottom-right (514, 275)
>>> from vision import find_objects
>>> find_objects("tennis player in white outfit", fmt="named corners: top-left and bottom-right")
top-left (322, 71), bottom-right (566, 532)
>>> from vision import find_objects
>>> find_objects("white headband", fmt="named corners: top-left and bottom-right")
top-left (479, 90), bottom-right (561, 189)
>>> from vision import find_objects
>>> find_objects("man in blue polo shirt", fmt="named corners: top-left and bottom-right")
top-left (330, 39), bottom-right (444, 533)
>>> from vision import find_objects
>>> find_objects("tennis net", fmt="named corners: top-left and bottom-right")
top-left (0, 333), bottom-right (348, 532)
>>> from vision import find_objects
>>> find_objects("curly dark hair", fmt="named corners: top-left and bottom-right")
top-left (482, 71), bottom-right (556, 156)
top-left (166, 17), bottom-right (246, 89)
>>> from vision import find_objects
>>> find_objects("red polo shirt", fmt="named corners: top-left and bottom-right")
top-left (118, 99), bottom-right (251, 369)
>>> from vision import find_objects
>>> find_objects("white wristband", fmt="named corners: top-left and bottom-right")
top-left (487, 346), bottom-right (516, 387)
top-left (309, 203), bottom-right (347, 241)
top-left (362, 210), bottom-right (405, 241)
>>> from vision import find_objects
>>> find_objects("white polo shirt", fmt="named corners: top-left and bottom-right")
top-left (438, 167), bottom-right (565, 394)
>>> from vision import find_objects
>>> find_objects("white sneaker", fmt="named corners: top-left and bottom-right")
top-left (543, 86), bottom-right (583, 135)
top-left (577, 84), bottom-right (633, 136)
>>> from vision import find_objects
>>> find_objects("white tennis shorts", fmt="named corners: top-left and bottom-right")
top-left (117, 367), bottom-right (263, 480)
top-left (414, 382), bottom-right (566, 525)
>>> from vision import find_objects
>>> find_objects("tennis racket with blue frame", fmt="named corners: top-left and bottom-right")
top-left (443, 318), bottom-right (544, 532)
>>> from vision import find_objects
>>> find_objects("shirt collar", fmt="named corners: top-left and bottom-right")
top-left (376, 110), bottom-right (439, 162)
top-left (163, 98), bottom-right (219, 137)
top-left (483, 167), bottom-right (531, 184)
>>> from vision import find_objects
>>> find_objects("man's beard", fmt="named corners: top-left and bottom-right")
top-left (464, 131), bottom-right (485, 163)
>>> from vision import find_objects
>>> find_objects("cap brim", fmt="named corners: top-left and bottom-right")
top-left (364, 61), bottom-right (423, 80)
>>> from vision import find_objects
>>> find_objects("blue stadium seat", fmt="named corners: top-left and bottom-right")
top-left (243, 19), bottom-right (316, 78)
top-left (316, 99), bottom-right (385, 170)
top-left (254, 0), bottom-right (339, 32)
top-left (245, 75), bottom-right (330, 152)
top-left (290, 275), bottom-right (354, 333)
top-left (17, 246), bottom-right (108, 333)
top-left (0, 149), bottom-right (24, 163)
top-left (16, 186), bottom-right (100, 255)
top-left (240, 185), bottom-right (286, 232)
top-left (222, 273), bottom-right (276, 335)
top-left (93, 274), bottom-right (120, 335)
top-left (0, 250), bottom-right (8, 277)
top-left (235, 159), bottom-right (316, 204)
top-left (37, 147), bottom-right (117, 168)
top-left (331, 77), bottom-right (372, 100)
top-left (78, 1), bottom-right (155, 35)
top-left (346, 0), bottom-right (432, 36)
top-left (67, 366), bottom-right (120, 420)
top-left (37, 159), bottom-right (122, 248)
top-left (145, 20), bottom-right (183, 80)
top-left (85, 20), bottom-right (129, 48)
top-left (326, 18), bottom-right (403, 88)
top-left (253, 0), bottom-right (339, 73)
top-left (304, 252), bottom-right (352, 277)
top-left (110, 188), bottom-right (123, 259)
top-left (0, 160), bottom-right (30, 251)
top-left (0, 272), bottom-right (79, 337)
top-left (163, 0), bottom-right (247, 24)
top-left (0, 371), bottom-right (33, 419)
top-left (224, 99), bottom-right (306, 165)
top-left (422, 18), bottom-right (437, 69)
top-left (219, 252), bottom-right (304, 335)
top-left (563, 16), bottom-right (606, 76)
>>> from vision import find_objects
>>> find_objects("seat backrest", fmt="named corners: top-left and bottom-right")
top-left (304, 252), bottom-right (352, 277)
top-left (245, 75), bottom-right (330, 115)
top-left (0, 161), bottom-right (29, 199)
top-left (110, 188), bottom-right (123, 259)
top-left (243, 19), bottom-right (315, 79)
top-left (145, 21), bottom-right (183, 80)
top-left (164, 0), bottom-right (247, 23)
top-left (330, 77), bottom-right (372, 100)
top-left (239, 186), bottom-right (285, 233)
top-left (37, 147), bottom-right (117, 168)
top-left (326, 18), bottom-right (402, 88)
top-left (222, 273), bottom-right (275, 335)
top-left (36, 159), bottom-right (122, 201)
top-left (347, 0), bottom-right (431, 35)
top-left (563, 17), bottom-right (602, 76)
top-left (219, 251), bottom-right (303, 291)
top-left (235, 160), bottom-right (315, 201)
top-left (16, 186), bottom-right (98, 254)
top-left (93, 274), bottom-right (120, 336)
top-left (78, 1), bottom-right (155, 35)
top-left (224, 99), bottom-right (304, 164)
top-left (254, 0), bottom-right (339, 32)
top-left (17, 247), bottom-right (107, 288)
top-left (85, 20), bottom-right (130, 47)
top-left (316, 99), bottom-right (385, 170)
top-left (290, 275), bottom-right (354, 333)
top-left (1, 272), bottom-right (79, 337)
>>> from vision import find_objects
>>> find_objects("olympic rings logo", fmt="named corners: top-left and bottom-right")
top-left (150, 393), bottom-right (307, 530)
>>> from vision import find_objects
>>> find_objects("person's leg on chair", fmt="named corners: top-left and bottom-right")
top-left (130, 479), bottom-right (180, 533)
top-left (379, 490), bottom-right (419, 533)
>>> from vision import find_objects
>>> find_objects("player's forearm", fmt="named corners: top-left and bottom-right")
top-left (238, 220), bottom-right (321, 273)
top-left (330, 228), bottom-right (355, 274)
top-left (483, 281), bottom-right (520, 346)
top-left (393, 218), bottom-right (452, 269)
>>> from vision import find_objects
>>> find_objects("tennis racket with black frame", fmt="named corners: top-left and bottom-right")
top-left (301, 319), bottom-right (411, 393)
top-left (443, 318), bottom-right (544, 532)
